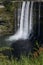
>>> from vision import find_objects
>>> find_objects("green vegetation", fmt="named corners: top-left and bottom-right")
top-left (0, 1), bottom-right (16, 35)
top-left (0, 1), bottom-right (21, 35)
top-left (0, 51), bottom-right (43, 65)
top-left (0, 47), bottom-right (43, 65)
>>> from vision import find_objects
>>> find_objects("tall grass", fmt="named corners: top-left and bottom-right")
top-left (0, 51), bottom-right (43, 65)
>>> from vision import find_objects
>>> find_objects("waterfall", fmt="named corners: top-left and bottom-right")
top-left (6, 1), bottom-right (33, 42)
top-left (29, 2), bottom-right (33, 35)
top-left (22, 2), bottom-right (30, 39)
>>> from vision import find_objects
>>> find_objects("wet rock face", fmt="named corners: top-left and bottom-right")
top-left (38, 23), bottom-right (43, 47)
top-left (33, 2), bottom-right (43, 47)
top-left (11, 39), bottom-right (34, 58)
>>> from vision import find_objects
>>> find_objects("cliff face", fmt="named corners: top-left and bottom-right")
top-left (0, 2), bottom-right (22, 46)
top-left (0, 4), bottom-right (14, 36)
top-left (0, 2), bottom-right (22, 36)
top-left (0, 2), bottom-right (14, 46)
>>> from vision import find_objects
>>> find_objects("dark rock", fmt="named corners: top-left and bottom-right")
top-left (11, 39), bottom-right (34, 59)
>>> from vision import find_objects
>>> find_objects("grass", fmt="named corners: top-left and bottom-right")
top-left (0, 53), bottom-right (43, 65)
top-left (0, 47), bottom-right (43, 65)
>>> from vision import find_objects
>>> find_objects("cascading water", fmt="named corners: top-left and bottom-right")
top-left (23, 2), bottom-right (30, 39)
top-left (6, 1), bottom-right (33, 42)
top-left (29, 2), bottom-right (33, 32)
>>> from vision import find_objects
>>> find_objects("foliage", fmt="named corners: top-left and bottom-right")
top-left (0, 47), bottom-right (43, 65)
top-left (3, 0), bottom-right (20, 13)
top-left (0, 51), bottom-right (43, 65)
top-left (3, 0), bottom-right (12, 12)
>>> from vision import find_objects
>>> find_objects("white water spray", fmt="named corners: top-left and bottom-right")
top-left (6, 1), bottom-right (33, 42)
